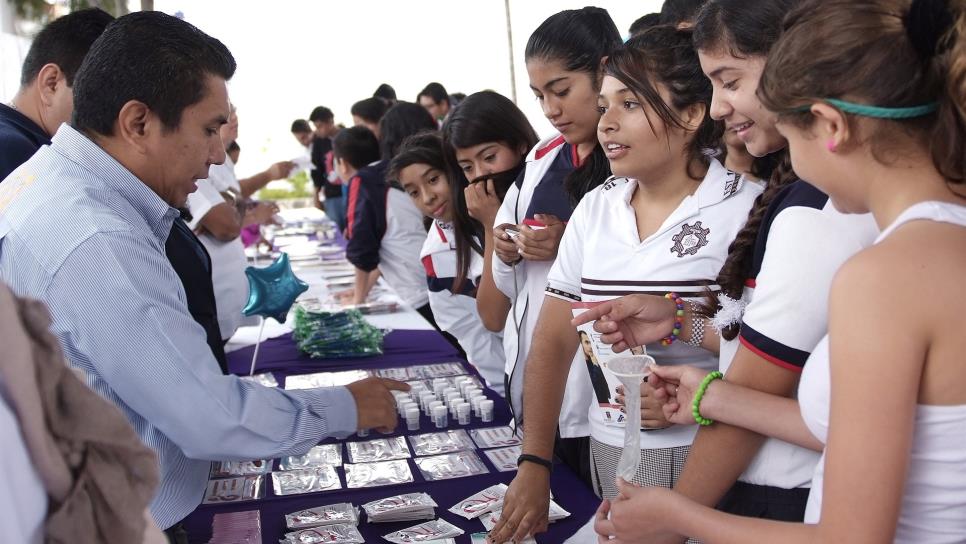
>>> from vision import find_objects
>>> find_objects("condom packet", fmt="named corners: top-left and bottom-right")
top-left (346, 436), bottom-right (411, 463)
top-left (271, 466), bottom-right (341, 495)
top-left (414, 451), bottom-right (488, 481)
top-left (448, 483), bottom-right (509, 519)
top-left (202, 475), bottom-right (264, 504)
top-left (344, 459), bottom-right (414, 489)
top-left (284, 502), bottom-right (359, 530)
top-left (209, 459), bottom-right (272, 478)
top-left (362, 492), bottom-right (437, 523)
top-left (482, 445), bottom-right (522, 472)
top-left (278, 444), bottom-right (343, 470)
top-left (383, 519), bottom-right (464, 543)
top-left (468, 426), bottom-right (522, 449)
top-left (279, 524), bottom-right (364, 544)
top-left (408, 430), bottom-right (475, 456)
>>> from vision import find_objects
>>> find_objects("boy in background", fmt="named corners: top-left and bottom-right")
top-left (334, 126), bottom-right (428, 318)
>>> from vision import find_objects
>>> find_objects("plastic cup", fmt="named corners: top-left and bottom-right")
top-left (406, 407), bottom-right (420, 431)
top-left (457, 402), bottom-right (472, 425)
top-left (432, 405), bottom-right (448, 428)
top-left (480, 399), bottom-right (495, 423)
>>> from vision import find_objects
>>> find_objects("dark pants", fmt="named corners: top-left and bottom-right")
top-left (717, 481), bottom-right (811, 521)
top-left (415, 303), bottom-right (467, 360)
top-left (324, 195), bottom-right (347, 232)
top-left (164, 522), bottom-right (189, 544)
top-left (554, 434), bottom-right (594, 489)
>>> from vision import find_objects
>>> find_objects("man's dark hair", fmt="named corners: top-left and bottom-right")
top-left (309, 106), bottom-right (334, 124)
top-left (417, 82), bottom-right (449, 106)
top-left (629, 12), bottom-right (661, 35)
top-left (72, 11), bottom-right (236, 136)
top-left (333, 126), bottom-right (380, 170)
top-left (20, 8), bottom-right (114, 87)
top-left (350, 97), bottom-right (390, 124)
top-left (373, 83), bottom-right (397, 102)
top-left (290, 119), bottom-right (311, 133)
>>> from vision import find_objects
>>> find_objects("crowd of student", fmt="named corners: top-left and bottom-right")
top-left (0, 0), bottom-right (964, 543)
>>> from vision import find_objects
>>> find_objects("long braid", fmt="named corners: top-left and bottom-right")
top-left (699, 150), bottom-right (795, 340)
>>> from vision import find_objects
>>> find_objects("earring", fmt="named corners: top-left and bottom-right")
top-left (826, 140), bottom-right (837, 152)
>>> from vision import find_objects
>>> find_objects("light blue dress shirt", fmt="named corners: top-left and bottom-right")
top-left (0, 125), bottom-right (358, 529)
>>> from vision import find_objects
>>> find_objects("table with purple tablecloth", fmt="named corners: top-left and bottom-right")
top-left (182, 328), bottom-right (600, 543)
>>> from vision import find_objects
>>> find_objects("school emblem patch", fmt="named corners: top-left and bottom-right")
top-left (670, 221), bottom-right (710, 258)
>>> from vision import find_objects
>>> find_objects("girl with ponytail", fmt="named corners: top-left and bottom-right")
top-left (484, 6), bottom-right (621, 506)
top-left (591, 0), bottom-right (966, 542)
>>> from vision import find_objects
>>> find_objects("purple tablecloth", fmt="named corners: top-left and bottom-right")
top-left (229, 329), bottom-right (463, 378)
top-left (183, 330), bottom-right (600, 543)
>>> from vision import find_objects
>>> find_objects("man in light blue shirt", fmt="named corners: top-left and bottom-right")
top-left (0, 12), bottom-right (406, 532)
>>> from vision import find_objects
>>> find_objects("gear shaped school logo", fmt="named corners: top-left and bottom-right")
top-left (670, 221), bottom-right (710, 257)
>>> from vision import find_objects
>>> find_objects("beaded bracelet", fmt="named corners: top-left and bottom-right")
top-left (660, 292), bottom-right (685, 346)
top-left (692, 371), bottom-right (723, 426)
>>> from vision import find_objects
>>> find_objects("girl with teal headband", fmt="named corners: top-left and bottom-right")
top-left (590, 0), bottom-right (966, 542)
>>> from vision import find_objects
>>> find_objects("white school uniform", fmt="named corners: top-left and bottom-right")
top-left (546, 160), bottom-right (761, 449)
top-left (492, 133), bottom-right (591, 438)
top-left (420, 221), bottom-right (505, 395)
top-left (719, 181), bottom-right (877, 490)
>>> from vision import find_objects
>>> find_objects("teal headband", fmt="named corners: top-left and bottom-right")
top-left (792, 98), bottom-right (939, 119)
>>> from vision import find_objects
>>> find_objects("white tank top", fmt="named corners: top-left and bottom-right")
top-left (798, 201), bottom-right (966, 543)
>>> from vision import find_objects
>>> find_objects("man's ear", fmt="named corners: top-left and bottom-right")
top-left (35, 63), bottom-right (65, 106)
top-left (114, 100), bottom-right (154, 154)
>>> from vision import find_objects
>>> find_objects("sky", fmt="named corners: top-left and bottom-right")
top-left (148, 1), bottom-right (664, 179)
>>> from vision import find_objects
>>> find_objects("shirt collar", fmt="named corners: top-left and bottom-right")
top-left (0, 103), bottom-right (51, 145)
top-left (51, 125), bottom-right (179, 244)
top-left (619, 159), bottom-right (742, 210)
top-left (694, 159), bottom-right (744, 209)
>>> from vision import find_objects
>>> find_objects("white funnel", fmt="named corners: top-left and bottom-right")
top-left (605, 354), bottom-right (654, 482)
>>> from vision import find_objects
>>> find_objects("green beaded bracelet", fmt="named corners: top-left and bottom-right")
top-left (692, 371), bottom-right (723, 426)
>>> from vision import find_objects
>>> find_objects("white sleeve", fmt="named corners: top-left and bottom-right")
top-left (545, 197), bottom-right (587, 302)
top-left (740, 208), bottom-right (872, 370)
top-left (207, 161), bottom-right (240, 193)
top-left (186, 178), bottom-right (227, 230)
top-left (491, 182), bottom-right (522, 299)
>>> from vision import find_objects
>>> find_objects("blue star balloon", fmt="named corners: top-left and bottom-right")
top-left (242, 253), bottom-right (309, 323)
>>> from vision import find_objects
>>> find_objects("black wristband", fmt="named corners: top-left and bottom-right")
top-left (517, 453), bottom-right (553, 472)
